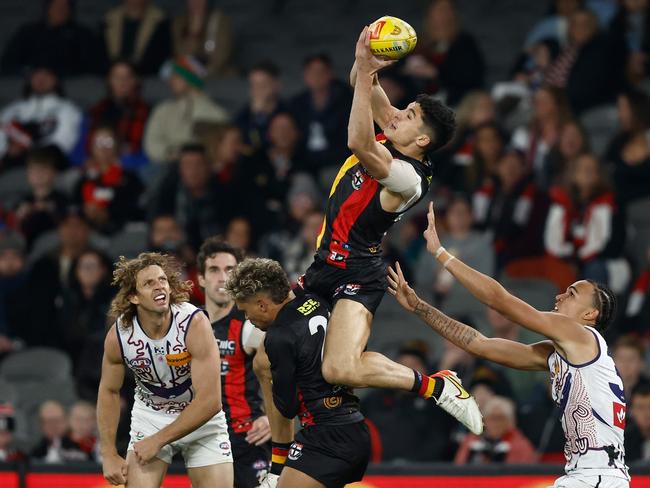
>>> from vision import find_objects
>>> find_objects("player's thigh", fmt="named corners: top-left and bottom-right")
top-left (125, 450), bottom-right (168, 488)
top-left (323, 299), bottom-right (373, 360)
top-left (187, 462), bottom-right (234, 488)
top-left (277, 467), bottom-right (327, 488)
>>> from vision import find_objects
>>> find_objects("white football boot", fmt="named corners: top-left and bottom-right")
top-left (432, 370), bottom-right (483, 435)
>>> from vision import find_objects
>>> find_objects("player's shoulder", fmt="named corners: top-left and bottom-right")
top-left (275, 294), bottom-right (328, 329)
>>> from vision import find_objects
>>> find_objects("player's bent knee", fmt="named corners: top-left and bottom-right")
top-left (321, 359), bottom-right (357, 386)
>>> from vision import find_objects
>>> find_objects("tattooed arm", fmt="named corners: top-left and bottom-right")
top-left (388, 263), bottom-right (552, 371)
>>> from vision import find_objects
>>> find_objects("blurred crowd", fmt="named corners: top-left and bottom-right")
top-left (1, 0), bottom-right (650, 468)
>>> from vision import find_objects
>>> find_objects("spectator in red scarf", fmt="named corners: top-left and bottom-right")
top-left (544, 153), bottom-right (620, 282)
top-left (73, 126), bottom-right (143, 234)
top-left (88, 60), bottom-right (150, 169)
top-left (67, 401), bottom-right (98, 462)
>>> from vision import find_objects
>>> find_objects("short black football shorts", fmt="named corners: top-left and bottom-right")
top-left (231, 431), bottom-right (271, 488)
top-left (301, 258), bottom-right (387, 315)
top-left (284, 421), bottom-right (370, 488)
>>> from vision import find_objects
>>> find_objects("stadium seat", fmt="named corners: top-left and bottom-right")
top-left (500, 276), bottom-right (558, 343)
top-left (0, 347), bottom-right (73, 383)
top-left (579, 104), bottom-right (620, 157)
top-left (0, 378), bottom-right (17, 403)
top-left (108, 222), bottom-right (149, 260)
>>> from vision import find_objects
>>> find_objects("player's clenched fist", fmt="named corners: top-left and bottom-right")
top-left (133, 435), bottom-right (163, 465)
top-left (102, 453), bottom-right (128, 485)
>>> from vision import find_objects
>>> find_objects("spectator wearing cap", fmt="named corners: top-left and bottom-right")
top-left (361, 341), bottom-right (456, 462)
top-left (455, 396), bottom-right (537, 464)
top-left (73, 125), bottom-right (143, 235)
top-left (13, 147), bottom-right (69, 248)
top-left (235, 61), bottom-right (287, 151)
top-left (0, 403), bottom-right (25, 462)
top-left (0, 0), bottom-right (103, 76)
top-left (0, 66), bottom-right (81, 156)
top-left (289, 53), bottom-right (352, 182)
top-left (87, 60), bottom-right (150, 168)
top-left (144, 56), bottom-right (229, 164)
top-left (172, 0), bottom-right (234, 77)
top-left (102, 0), bottom-right (171, 75)
top-left (0, 231), bottom-right (28, 357)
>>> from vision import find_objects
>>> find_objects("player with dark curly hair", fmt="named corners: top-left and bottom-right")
top-left (388, 203), bottom-right (630, 488)
top-left (98, 252), bottom-right (233, 488)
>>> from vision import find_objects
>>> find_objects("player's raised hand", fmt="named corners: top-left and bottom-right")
top-left (133, 435), bottom-right (162, 465)
top-left (424, 202), bottom-right (442, 255)
top-left (102, 452), bottom-right (128, 485)
top-left (355, 26), bottom-right (396, 76)
top-left (387, 262), bottom-right (420, 312)
top-left (245, 415), bottom-right (272, 445)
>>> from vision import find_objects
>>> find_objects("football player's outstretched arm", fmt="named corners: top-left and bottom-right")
top-left (388, 263), bottom-right (552, 371)
top-left (348, 26), bottom-right (396, 180)
top-left (422, 203), bottom-right (593, 348)
top-left (349, 60), bottom-right (398, 130)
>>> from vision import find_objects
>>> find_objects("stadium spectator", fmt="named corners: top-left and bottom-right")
top-left (518, 383), bottom-right (566, 463)
top-left (148, 214), bottom-right (203, 305)
top-left (235, 61), bottom-right (286, 151)
top-left (0, 120), bottom-right (33, 173)
top-left (31, 400), bottom-right (90, 463)
top-left (144, 56), bottom-right (228, 164)
top-left (524, 0), bottom-right (582, 49)
top-left (289, 53), bottom-right (352, 181)
top-left (455, 396), bottom-right (537, 464)
top-left (0, 232), bottom-right (28, 357)
top-left (72, 126), bottom-right (143, 235)
top-left (609, 0), bottom-right (650, 86)
top-left (87, 61), bottom-right (150, 168)
top-left (21, 209), bottom-right (90, 348)
top-left (67, 401), bottom-right (99, 462)
top-left (376, 67), bottom-right (418, 109)
top-left (0, 66), bottom-right (81, 156)
top-left (225, 216), bottom-right (253, 255)
top-left (13, 147), bottom-right (68, 248)
top-left (202, 125), bottom-right (245, 183)
top-left (473, 150), bottom-right (549, 269)
top-left (0, 0), bottom-right (103, 76)
top-left (362, 341), bottom-right (456, 462)
top-left (545, 9), bottom-right (624, 113)
top-left (612, 335), bottom-right (650, 402)
top-left (626, 383), bottom-right (650, 463)
top-left (281, 210), bottom-right (324, 284)
top-left (403, 0), bottom-right (485, 106)
top-left (625, 248), bottom-right (650, 335)
top-left (414, 196), bottom-right (494, 322)
top-left (101, 0), bottom-right (171, 75)
top-left (149, 144), bottom-right (228, 251)
top-left (544, 153), bottom-right (620, 282)
top-left (604, 90), bottom-right (650, 205)
top-left (57, 249), bottom-right (113, 367)
top-left (512, 38), bottom-right (560, 91)
top-left (172, 0), bottom-right (234, 77)
top-left (544, 119), bottom-right (590, 189)
top-left (0, 403), bottom-right (25, 462)
top-left (511, 85), bottom-right (572, 189)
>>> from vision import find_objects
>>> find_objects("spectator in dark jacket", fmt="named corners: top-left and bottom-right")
top-left (403, 0), bottom-right (485, 105)
top-left (289, 54), bottom-right (352, 181)
top-left (31, 401), bottom-right (92, 463)
top-left (625, 383), bottom-right (650, 464)
top-left (1, 0), bottom-right (103, 76)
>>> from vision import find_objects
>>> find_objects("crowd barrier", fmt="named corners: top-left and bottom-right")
top-left (1, 462), bottom-right (650, 487)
